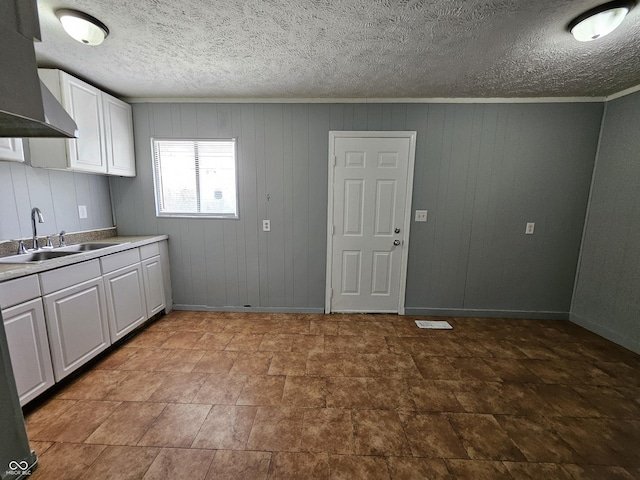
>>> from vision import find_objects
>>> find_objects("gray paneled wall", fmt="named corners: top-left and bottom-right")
top-left (111, 102), bottom-right (603, 316)
top-left (0, 157), bottom-right (113, 242)
top-left (571, 92), bottom-right (640, 354)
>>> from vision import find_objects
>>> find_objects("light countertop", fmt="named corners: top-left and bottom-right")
top-left (0, 235), bottom-right (168, 282)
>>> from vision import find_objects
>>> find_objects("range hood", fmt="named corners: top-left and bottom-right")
top-left (0, 80), bottom-right (78, 138)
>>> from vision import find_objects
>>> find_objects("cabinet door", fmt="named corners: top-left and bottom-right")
top-left (0, 138), bottom-right (24, 162)
top-left (61, 73), bottom-right (107, 173)
top-left (2, 299), bottom-right (54, 405)
top-left (141, 256), bottom-right (166, 318)
top-left (103, 93), bottom-right (136, 177)
top-left (43, 277), bottom-right (110, 381)
top-left (103, 263), bottom-right (146, 342)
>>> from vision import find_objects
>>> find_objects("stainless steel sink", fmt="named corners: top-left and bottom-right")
top-left (57, 242), bottom-right (122, 252)
top-left (0, 250), bottom-right (78, 264)
top-left (0, 242), bottom-right (123, 264)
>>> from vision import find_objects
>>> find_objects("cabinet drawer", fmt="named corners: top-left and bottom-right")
top-left (39, 259), bottom-right (101, 295)
top-left (139, 242), bottom-right (160, 260)
top-left (0, 275), bottom-right (41, 309)
top-left (100, 248), bottom-right (140, 274)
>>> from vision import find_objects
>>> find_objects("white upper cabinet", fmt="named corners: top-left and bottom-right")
top-left (29, 69), bottom-right (136, 176)
top-left (0, 138), bottom-right (25, 162)
top-left (103, 92), bottom-right (136, 176)
top-left (64, 74), bottom-right (106, 173)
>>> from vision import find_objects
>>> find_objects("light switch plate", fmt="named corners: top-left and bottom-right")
top-left (78, 205), bottom-right (88, 219)
top-left (526, 222), bottom-right (535, 234)
top-left (262, 219), bottom-right (271, 232)
top-left (415, 210), bottom-right (428, 222)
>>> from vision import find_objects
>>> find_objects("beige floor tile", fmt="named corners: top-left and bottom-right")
top-left (29, 443), bottom-right (107, 480)
top-left (56, 370), bottom-right (129, 400)
top-left (159, 331), bottom-right (205, 349)
top-left (137, 403), bottom-right (211, 447)
top-left (229, 351), bottom-right (274, 375)
top-left (444, 459), bottom-right (513, 480)
top-left (300, 408), bottom-right (354, 455)
top-left (192, 351), bottom-right (238, 374)
top-left (105, 371), bottom-right (168, 402)
top-left (83, 445), bottom-right (159, 480)
top-left (30, 400), bottom-right (121, 443)
top-left (154, 348), bottom-right (206, 372)
top-left (142, 447), bottom-right (215, 480)
top-left (386, 457), bottom-right (450, 480)
top-left (147, 371), bottom-right (210, 403)
top-left (85, 401), bottom-right (167, 445)
top-left (503, 462), bottom-right (574, 479)
top-left (352, 410), bottom-right (411, 456)
top-left (399, 411), bottom-right (467, 458)
top-left (282, 376), bottom-right (326, 407)
top-left (448, 413), bottom-right (526, 461)
top-left (194, 332), bottom-right (234, 350)
top-left (269, 352), bottom-right (307, 375)
top-left (247, 406), bottom-right (304, 452)
top-left (328, 455), bottom-right (390, 480)
top-left (205, 450), bottom-right (271, 480)
top-left (269, 452), bottom-right (329, 479)
top-left (192, 405), bottom-right (258, 450)
top-left (192, 374), bottom-right (247, 404)
top-left (259, 333), bottom-right (295, 351)
top-left (225, 333), bottom-right (265, 351)
top-left (236, 375), bottom-right (286, 405)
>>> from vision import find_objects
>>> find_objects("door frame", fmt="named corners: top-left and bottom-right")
top-left (325, 131), bottom-right (417, 315)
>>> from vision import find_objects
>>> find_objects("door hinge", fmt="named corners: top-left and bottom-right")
top-left (329, 288), bottom-right (333, 298)
top-left (333, 156), bottom-right (337, 167)
top-left (332, 225), bottom-right (335, 235)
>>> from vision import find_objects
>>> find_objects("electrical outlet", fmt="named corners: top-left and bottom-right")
top-left (262, 219), bottom-right (271, 232)
top-left (525, 222), bottom-right (535, 234)
top-left (415, 210), bottom-right (428, 222)
top-left (78, 205), bottom-right (88, 219)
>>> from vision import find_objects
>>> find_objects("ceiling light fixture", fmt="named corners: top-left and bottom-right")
top-left (55, 9), bottom-right (109, 46)
top-left (568, 0), bottom-right (634, 41)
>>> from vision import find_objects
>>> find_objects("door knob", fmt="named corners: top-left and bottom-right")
top-left (393, 239), bottom-right (401, 246)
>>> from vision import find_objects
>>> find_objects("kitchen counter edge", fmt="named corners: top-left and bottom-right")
top-left (0, 235), bottom-right (169, 282)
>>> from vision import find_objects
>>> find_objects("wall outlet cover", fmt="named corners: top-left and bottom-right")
top-left (78, 205), bottom-right (88, 219)
top-left (262, 219), bottom-right (271, 232)
top-left (415, 210), bottom-right (428, 222)
top-left (526, 222), bottom-right (535, 234)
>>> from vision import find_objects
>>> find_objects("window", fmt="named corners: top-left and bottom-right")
top-left (152, 139), bottom-right (238, 218)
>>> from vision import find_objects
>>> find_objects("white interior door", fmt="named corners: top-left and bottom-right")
top-left (327, 132), bottom-right (416, 314)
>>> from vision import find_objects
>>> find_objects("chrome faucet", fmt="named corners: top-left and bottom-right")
top-left (31, 207), bottom-right (44, 250)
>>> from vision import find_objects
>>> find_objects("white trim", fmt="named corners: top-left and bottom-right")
top-left (405, 307), bottom-right (569, 320)
top-left (606, 83), bottom-right (640, 101)
top-left (172, 305), bottom-right (324, 314)
top-left (125, 96), bottom-right (606, 104)
top-left (325, 131), bottom-right (417, 315)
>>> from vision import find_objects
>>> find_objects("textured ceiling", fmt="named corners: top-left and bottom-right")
top-left (34, 0), bottom-right (640, 100)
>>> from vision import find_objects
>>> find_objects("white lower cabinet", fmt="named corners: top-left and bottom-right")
top-left (0, 275), bottom-right (54, 406)
top-left (102, 249), bottom-right (147, 342)
top-left (2, 299), bottom-right (54, 405)
top-left (41, 261), bottom-right (110, 382)
top-left (140, 244), bottom-right (166, 318)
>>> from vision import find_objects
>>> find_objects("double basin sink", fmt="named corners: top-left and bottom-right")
top-left (0, 242), bottom-right (122, 264)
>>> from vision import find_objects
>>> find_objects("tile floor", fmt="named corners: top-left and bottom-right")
top-left (24, 311), bottom-right (640, 479)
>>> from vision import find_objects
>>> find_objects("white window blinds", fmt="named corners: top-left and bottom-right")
top-left (152, 139), bottom-right (238, 218)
